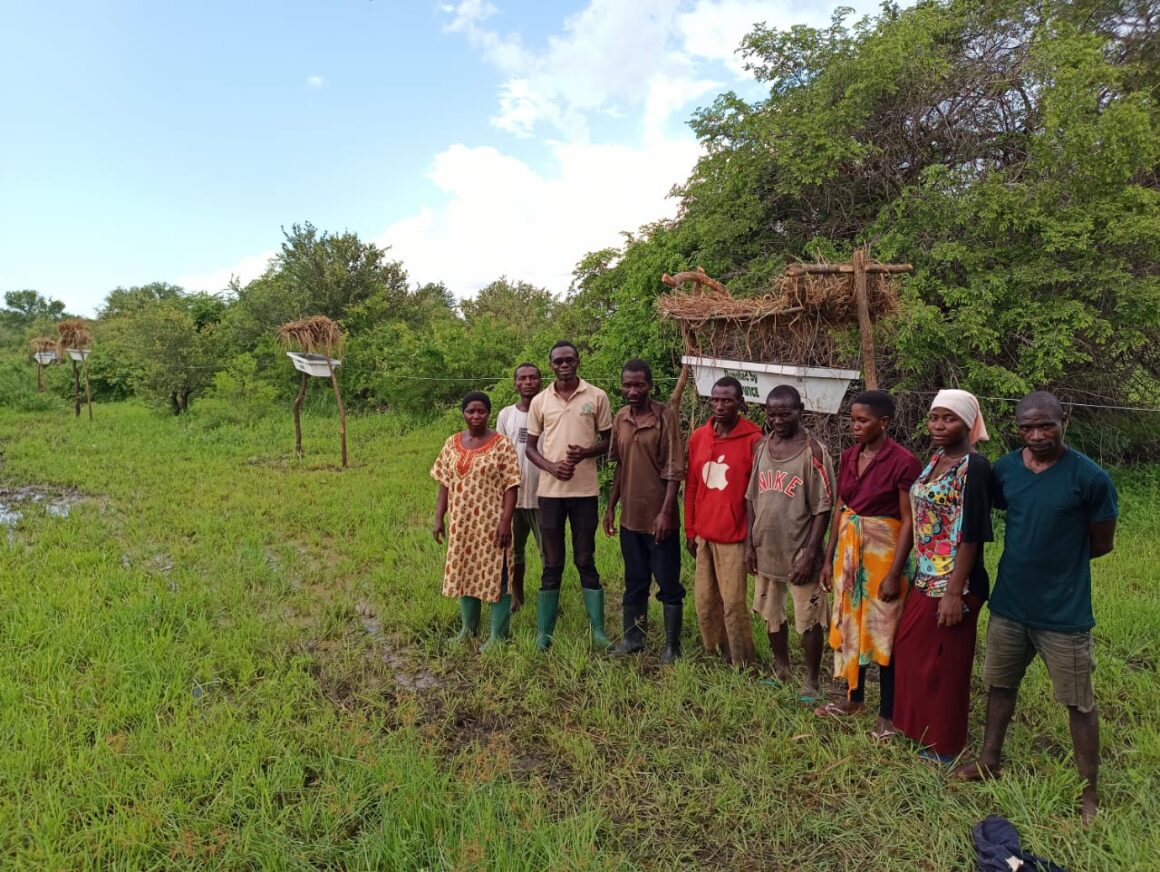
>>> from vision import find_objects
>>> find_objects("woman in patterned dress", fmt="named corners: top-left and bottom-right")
top-left (432, 391), bottom-right (522, 649)
top-left (816, 390), bottom-right (921, 740)
top-left (893, 389), bottom-right (993, 761)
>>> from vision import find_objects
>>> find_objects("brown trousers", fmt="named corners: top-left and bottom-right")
top-left (694, 537), bottom-right (756, 666)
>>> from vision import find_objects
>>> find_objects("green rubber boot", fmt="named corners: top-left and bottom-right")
top-left (582, 587), bottom-right (612, 649)
top-left (457, 596), bottom-right (481, 641)
top-left (480, 594), bottom-right (512, 652)
top-left (536, 590), bottom-right (560, 651)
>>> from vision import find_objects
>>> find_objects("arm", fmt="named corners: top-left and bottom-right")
top-left (494, 485), bottom-right (517, 547)
top-left (527, 433), bottom-right (573, 481)
top-left (936, 541), bottom-right (978, 627)
top-left (744, 499), bottom-right (757, 574)
top-left (433, 484), bottom-right (449, 543)
top-left (1090, 519), bottom-right (1116, 559)
top-left (603, 463), bottom-right (622, 536)
top-left (878, 489), bottom-right (913, 602)
top-left (566, 429), bottom-right (611, 464)
top-left (818, 505), bottom-right (841, 591)
top-left (790, 511), bottom-right (830, 586)
top-left (652, 479), bottom-right (680, 543)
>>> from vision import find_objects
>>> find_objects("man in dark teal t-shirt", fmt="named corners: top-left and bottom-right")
top-left (954, 392), bottom-right (1118, 825)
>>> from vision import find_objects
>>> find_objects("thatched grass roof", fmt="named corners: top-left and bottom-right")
top-left (277, 315), bottom-right (344, 355)
top-left (29, 336), bottom-right (56, 354)
top-left (56, 319), bottom-right (93, 351)
top-left (658, 266), bottom-right (899, 326)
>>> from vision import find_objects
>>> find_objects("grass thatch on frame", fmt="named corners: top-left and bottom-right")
top-left (659, 257), bottom-right (913, 454)
top-left (55, 318), bottom-right (94, 353)
top-left (276, 316), bottom-right (345, 357)
top-left (277, 315), bottom-right (349, 468)
top-left (29, 337), bottom-right (56, 354)
top-left (55, 319), bottom-right (95, 418)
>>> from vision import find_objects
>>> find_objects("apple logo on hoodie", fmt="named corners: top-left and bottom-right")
top-left (702, 455), bottom-right (730, 490)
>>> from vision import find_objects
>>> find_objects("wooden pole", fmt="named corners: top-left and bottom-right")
top-left (36, 362), bottom-right (44, 393)
top-left (293, 371), bottom-right (308, 458)
top-left (328, 364), bottom-right (348, 468)
top-left (667, 364), bottom-right (691, 409)
top-left (71, 360), bottom-right (81, 417)
top-left (852, 248), bottom-right (878, 390)
top-left (81, 355), bottom-right (93, 420)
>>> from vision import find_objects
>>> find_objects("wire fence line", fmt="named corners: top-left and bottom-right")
top-left (51, 360), bottom-right (1160, 413)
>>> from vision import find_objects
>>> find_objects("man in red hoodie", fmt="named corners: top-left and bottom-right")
top-left (685, 376), bottom-right (763, 666)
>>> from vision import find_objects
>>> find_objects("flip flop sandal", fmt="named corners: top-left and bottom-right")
top-left (870, 727), bottom-right (902, 741)
top-left (759, 678), bottom-right (783, 689)
top-left (799, 690), bottom-right (824, 704)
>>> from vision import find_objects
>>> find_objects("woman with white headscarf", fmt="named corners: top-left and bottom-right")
top-left (892, 389), bottom-right (994, 762)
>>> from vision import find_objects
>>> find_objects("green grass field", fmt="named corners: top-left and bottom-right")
top-left (1, 402), bottom-right (1157, 870)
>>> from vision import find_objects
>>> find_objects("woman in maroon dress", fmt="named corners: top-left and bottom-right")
top-left (892, 389), bottom-right (993, 761)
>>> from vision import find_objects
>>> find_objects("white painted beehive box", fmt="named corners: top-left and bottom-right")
top-left (682, 355), bottom-right (860, 414)
top-left (287, 352), bottom-right (342, 377)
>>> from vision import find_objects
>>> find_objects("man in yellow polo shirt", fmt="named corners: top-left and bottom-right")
top-left (526, 340), bottom-right (613, 650)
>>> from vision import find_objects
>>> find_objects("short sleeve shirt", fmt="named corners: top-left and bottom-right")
top-left (989, 449), bottom-right (1119, 632)
top-left (495, 405), bottom-right (540, 510)
top-left (527, 378), bottom-right (613, 499)
top-left (609, 400), bottom-right (685, 532)
top-left (745, 435), bottom-right (835, 581)
top-left (836, 437), bottom-right (922, 519)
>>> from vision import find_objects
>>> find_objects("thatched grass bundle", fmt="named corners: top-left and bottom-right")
top-left (657, 268), bottom-right (899, 326)
top-left (658, 263), bottom-right (901, 370)
top-left (56, 319), bottom-right (93, 351)
top-left (277, 316), bottom-right (344, 356)
top-left (29, 336), bottom-right (56, 354)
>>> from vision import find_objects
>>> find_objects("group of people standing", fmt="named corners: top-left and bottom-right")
top-left (430, 339), bottom-right (1119, 822)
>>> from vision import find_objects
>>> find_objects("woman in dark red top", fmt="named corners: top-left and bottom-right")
top-left (816, 391), bottom-right (921, 739)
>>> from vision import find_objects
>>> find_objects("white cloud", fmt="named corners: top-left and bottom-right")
top-left (378, 137), bottom-right (700, 297)
top-left (381, 0), bottom-right (900, 298)
top-left (177, 249), bottom-right (276, 294)
top-left (306, 74), bottom-right (325, 90)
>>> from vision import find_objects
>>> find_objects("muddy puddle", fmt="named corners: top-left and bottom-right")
top-left (356, 602), bottom-right (441, 692)
top-left (0, 484), bottom-right (89, 529)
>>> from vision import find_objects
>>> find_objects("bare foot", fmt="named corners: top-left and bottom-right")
top-left (951, 759), bottom-right (1000, 782)
top-left (815, 700), bottom-right (866, 718)
top-left (1080, 788), bottom-right (1098, 827)
top-left (870, 716), bottom-right (901, 740)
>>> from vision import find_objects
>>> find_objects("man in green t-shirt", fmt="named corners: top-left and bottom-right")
top-left (954, 392), bottom-right (1118, 825)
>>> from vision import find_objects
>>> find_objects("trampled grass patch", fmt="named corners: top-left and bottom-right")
top-left (1, 403), bottom-right (1157, 869)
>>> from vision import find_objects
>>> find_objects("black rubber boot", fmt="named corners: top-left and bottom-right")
top-left (612, 602), bottom-right (647, 656)
top-left (661, 603), bottom-right (683, 664)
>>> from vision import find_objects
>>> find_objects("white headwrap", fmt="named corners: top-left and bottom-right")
top-left (931, 389), bottom-right (989, 444)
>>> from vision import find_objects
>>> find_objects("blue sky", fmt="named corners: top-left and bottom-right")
top-left (1, 0), bottom-right (890, 315)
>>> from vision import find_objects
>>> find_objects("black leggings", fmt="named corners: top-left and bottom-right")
top-left (850, 662), bottom-right (894, 719)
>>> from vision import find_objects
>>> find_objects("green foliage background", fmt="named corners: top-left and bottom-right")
top-left (2, 1), bottom-right (1158, 457)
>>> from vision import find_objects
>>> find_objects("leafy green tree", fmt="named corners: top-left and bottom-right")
top-left (0, 290), bottom-right (69, 348)
top-left (574, 0), bottom-right (1159, 436)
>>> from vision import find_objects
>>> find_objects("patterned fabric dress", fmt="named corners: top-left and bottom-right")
top-left (828, 509), bottom-right (909, 691)
top-left (431, 432), bottom-right (522, 603)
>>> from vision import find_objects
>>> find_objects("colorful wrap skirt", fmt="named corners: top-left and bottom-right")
top-left (827, 507), bottom-right (909, 693)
